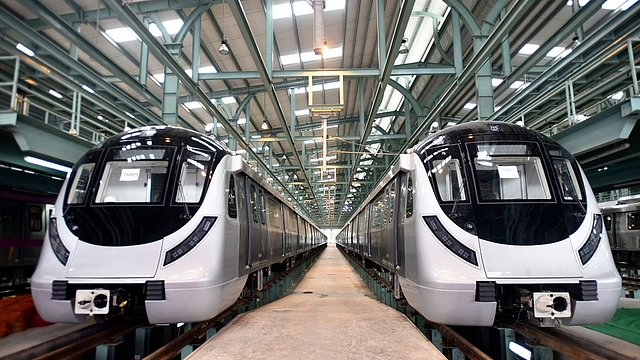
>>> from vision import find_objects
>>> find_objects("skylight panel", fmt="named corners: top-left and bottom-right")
top-left (183, 101), bottom-right (203, 109)
top-left (295, 109), bottom-right (310, 116)
top-left (464, 102), bottom-right (476, 110)
top-left (603, 0), bottom-right (638, 9)
top-left (281, 47), bottom-right (342, 66)
top-left (292, 1), bottom-right (314, 15)
top-left (237, 118), bottom-right (247, 124)
top-left (322, 47), bottom-right (343, 59)
top-left (149, 19), bottom-right (184, 36)
top-left (491, 78), bottom-right (504, 87)
top-left (281, 53), bottom-right (301, 66)
top-left (273, 0), bottom-right (344, 19)
top-left (546, 46), bottom-right (572, 58)
top-left (325, 0), bottom-right (346, 11)
top-left (610, 91), bottom-right (624, 100)
top-left (151, 73), bottom-right (165, 84)
top-left (566, 0), bottom-right (590, 5)
top-left (221, 96), bottom-right (236, 104)
top-left (272, 4), bottom-right (293, 19)
top-left (510, 81), bottom-right (530, 90)
top-left (519, 44), bottom-right (539, 55)
top-left (105, 27), bottom-right (139, 43)
top-left (300, 51), bottom-right (322, 62)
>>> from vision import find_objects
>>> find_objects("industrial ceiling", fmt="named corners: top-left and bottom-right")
top-left (0, 0), bottom-right (639, 229)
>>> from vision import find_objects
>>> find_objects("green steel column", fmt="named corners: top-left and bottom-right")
top-left (191, 16), bottom-right (202, 83)
top-left (500, 8), bottom-right (512, 77)
top-left (161, 44), bottom-right (183, 126)
top-left (266, 0), bottom-right (273, 79)
top-left (376, 0), bottom-right (386, 78)
top-left (139, 18), bottom-right (150, 85)
top-left (452, 10), bottom-right (463, 76)
top-left (359, 79), bottom-right (365, 136)
top-left (244, 103), bottom-right (250, 161)
top-left (290, 89), bottom-right (296, 136)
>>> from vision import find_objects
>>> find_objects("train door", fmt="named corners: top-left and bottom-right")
top-left (395, 172), bottom-right (412, 274)
top-left (245, 180), bottom-right (263, 267)
top-left (383, 183), bottom-right (396, 267)
top-left (285, 207), bottom-right (294, 255)
top-left (258, 188), bottom-right (267, 262)
top-left (237, 175), bottom-right (250, 270)
top-left (371, 192), bottom-right (384, 261)
top-left (355, 215), bottom-right (360, 252)
top-left (267, 196), bottom-right (283, 258)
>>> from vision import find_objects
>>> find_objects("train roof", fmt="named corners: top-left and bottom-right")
top-left (92, 126), bottom-right (231, 154)
top-left (413, 121), bottom-right (557, 154)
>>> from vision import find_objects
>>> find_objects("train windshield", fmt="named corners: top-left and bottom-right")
top-left (470, 142), bottom-right (551, 201)
top-left (95, 147), bottom-right (173, 204)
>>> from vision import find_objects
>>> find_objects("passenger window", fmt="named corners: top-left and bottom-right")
top-left (628, 212), bottom-right (640, 230)
top-left (603, 214), bottom-right (612, 232)
top-left (29, 206), bottom-right (43, 232)
top-left (250, 184), bottom-right (258, 223)
top-left (268, 198), bottom-right (280, 228)
top-left (406, 174), bottom-right (414, 218)
top-left (259, 189), bottom-right (266, 225)
top-left (228, 175), bottom-right (237, 218)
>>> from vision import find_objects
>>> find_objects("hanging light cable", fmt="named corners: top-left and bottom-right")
top-left (219, 0), bottom-right (229, 55)
top-left (261, 90), bottom-right (269, 130)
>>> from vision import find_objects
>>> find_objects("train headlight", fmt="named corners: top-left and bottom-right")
top-left (163, 216), bottom-right (217, 266)
top-left (578, 214), bottom-right (602, 265)
top-left (423, 216), bottom-right (478, 266)
top-left (49, 218), bottom-right (70, 266)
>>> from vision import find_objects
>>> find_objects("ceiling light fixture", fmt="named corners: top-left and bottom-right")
top-left (399, 37), bottom-right (409, 55)
top-left (219, 39), bottom-right (229, 55)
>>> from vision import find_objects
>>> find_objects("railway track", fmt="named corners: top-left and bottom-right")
top-left (1, 247), bottom-right (323, 359)
top-left (622, 276), bottom-right (640, 289)
top-left (341, 248), bottom-right (640, 360)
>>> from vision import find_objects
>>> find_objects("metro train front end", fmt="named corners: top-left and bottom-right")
top-left (402, 122), bottom-right (621, 327)
top-left (31, 126), bottom-right (243, 324)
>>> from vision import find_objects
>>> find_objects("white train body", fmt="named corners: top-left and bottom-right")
top-left (337, 122), bottom-right (621, 326)
top-left (32, 126), bottom-right (326, 324)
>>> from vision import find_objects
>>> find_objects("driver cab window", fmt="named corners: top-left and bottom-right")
top-left (426, 146), bottom-right (467, 202)
top-left (175, 146), bottom-right (212, 203)
top-left (432, 158), bottom-right (466, 201)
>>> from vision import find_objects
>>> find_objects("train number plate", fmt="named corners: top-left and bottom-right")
top-left (74, 289), bottom-right (110, 315)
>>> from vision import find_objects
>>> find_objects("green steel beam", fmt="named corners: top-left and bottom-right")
top-left (0, 7), bottom-right (163, 126)
top-left (101, 0), bottom-right (308, 220)
top-left (23, 0), bottom-right (162, 109)
top-left (25, 0), bottom-right (218, 31)
top-left (490, 4), bottom-right (640, 124)
top-left (225, 0), bottom-right (323, 221)
top-left (337, 0), bottom-right (416, 224)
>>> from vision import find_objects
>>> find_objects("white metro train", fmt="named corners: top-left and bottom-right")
top-left (337, 121), bottom-right (621, 327)
top-left (31, 126), bottom-right (326, 324)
